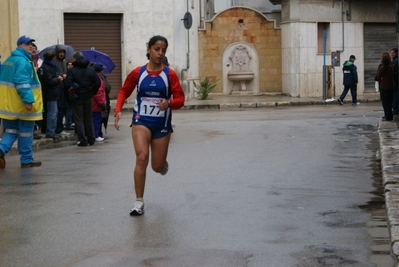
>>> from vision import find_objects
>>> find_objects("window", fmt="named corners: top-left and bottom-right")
top-left (317, 22), bottom-right (330, 54)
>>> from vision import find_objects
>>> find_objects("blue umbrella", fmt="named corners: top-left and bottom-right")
top-left (79, 49), bottom-right (115, 74)
top-left (38, 44), bottom-right (75, 59)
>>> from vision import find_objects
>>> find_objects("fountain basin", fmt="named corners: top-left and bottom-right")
top-left (227, 72), bottom-right (255, 81)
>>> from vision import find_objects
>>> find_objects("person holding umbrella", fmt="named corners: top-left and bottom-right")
top-left (30, 43), bottom-right (43, 140)
top-left (114, 35), bottom-right (185, 216)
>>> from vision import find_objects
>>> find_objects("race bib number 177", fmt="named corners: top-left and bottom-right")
top-left (140, 97), bottom-right (165, 117)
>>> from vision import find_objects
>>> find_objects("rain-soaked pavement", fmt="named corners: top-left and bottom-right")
top-left (0, 103), bottom-right (397, 267)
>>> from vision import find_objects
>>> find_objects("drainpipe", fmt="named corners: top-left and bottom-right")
top-left (199, 0), bottom-right (204, 29)
top-left (323, 30), bottom-right (327, 101)
top-left (337, 0), bottom-right (345, 53)
top-left (181, 0), bottom-right (190, 93)
top-left (333, 0), bottom-right (345, 98)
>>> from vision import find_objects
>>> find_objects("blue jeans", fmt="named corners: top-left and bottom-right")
top-left (65, 103), bottom-right (73, 128)
top-left (0, 119), bottom-right (35, 164)
top-left (56, 92), bottom-right (68, 134)
top-left (92, 112), bottom-right (102, 138)
top-left (46, 100), bottom-right (58, 135)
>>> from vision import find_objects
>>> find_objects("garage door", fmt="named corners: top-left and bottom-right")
top-left (64, 13), bottom-right (122, 99)
top-left (364, 23), bottom-right (396, 91)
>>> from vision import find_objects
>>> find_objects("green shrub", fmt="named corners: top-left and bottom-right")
top-left (193, 77), bottom-right (218, 100)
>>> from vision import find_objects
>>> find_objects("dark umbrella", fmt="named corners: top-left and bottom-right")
top-left (79, 49), bottom-right (115, 74)
top-left (101, 76), bottom-right (112, 135)
top-left (38, 44), bottom-right (75, 59)
top-left (101, 106), bottom-right (111, 135)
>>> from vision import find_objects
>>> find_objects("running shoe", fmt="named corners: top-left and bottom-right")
top-left (95, 137), bottom-right (105, 142)
top-left (160, 161), bottom-right (168, 175)
top-left (130, 201), bottom-right (144, 216)
top-left (338, 98), bottom-right (343, 105)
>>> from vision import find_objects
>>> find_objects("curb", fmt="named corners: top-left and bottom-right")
top-left (180, 98), bottom-right (381, 110)
top-left (378, 119), bottom-right (399, 261)
top-left (11, 134), bottom-right (76, 153)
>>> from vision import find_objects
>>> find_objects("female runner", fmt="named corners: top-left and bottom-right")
top-left (114, 35), bottom-right (185, 215)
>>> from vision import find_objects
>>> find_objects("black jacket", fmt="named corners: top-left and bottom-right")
top-left (65, 58), bottom-right (101, 100)
top-left (38, 60), bottom-right (63, 101)
top-left (392, 56), bottom-right (398, 88)
top-left (342, 60), bottom-right (358, 85)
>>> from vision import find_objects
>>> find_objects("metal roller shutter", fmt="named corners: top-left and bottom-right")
top-left (64, 13), bottom-right (122, 99)
top-left (364, 23), bottom-right (396, 92)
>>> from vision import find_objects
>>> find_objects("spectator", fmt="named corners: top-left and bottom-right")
top-left (390, 48), bottom-right (399, 115)
top-left (65, 52), bottom-right (101, 146)
top-left (376, 51), bottom-right (395, 121)
top-left (0, 35), bottom-right (43, 168)
top-left (38, 50), bottom-right (64, 140)
top-left (92, 63), bottom-right (107, 142)
top-left (95, 65), bottom-right (111, 138)
top-left (65, 61), bottom-right (74, 130)
top-left (31, 43), bottom-right (43, 139)
top-left (54, 45), bottom-right (71, 136)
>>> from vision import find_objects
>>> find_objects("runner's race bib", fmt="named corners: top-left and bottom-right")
top-left (140, 97), bottom-right (165, 117)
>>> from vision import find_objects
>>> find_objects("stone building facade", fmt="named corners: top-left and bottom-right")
top-left (198, 7), bottom-right (282, 95)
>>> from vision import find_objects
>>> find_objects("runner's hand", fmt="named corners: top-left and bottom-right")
top-left (158, 99), bottom-right (169, 111)
top-left (114, 112), bottom-right (122, 131)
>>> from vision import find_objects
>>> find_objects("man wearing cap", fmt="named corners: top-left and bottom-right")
top-left (0, 35), bottom-right (43, 168)
top-left (338, 55), bottom-right (359, 106)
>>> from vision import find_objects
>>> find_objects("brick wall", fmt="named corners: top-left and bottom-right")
top-left (198, 7), bottom-right (282, 94)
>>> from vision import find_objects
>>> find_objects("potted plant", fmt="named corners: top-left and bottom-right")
top-left (193, 77), bottom-right (218, 100)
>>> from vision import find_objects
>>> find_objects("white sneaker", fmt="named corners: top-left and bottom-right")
top-left (160, 161), bottom-right (168, 175)
top-left (95, 137), bottom-right (104, 142)
top-left (130, 201), bottom-right (144, 216)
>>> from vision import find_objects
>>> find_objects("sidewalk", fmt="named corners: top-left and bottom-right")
top-left (9, 93), bottom-right (399, 261)
top-left (378, 117), bottom-right (399, 260)
top-left (111, 94), bottom-right (382, 111)
top-left (181, 94), bottom-right (381, 110)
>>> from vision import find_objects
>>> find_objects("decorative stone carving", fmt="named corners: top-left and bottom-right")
top-left (227, 45), bottom-right (254, 91)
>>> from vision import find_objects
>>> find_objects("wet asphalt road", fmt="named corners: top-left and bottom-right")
top-left (0, 103), bottom-right (395, 267)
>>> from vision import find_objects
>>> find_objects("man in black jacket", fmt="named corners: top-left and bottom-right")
top-left (54, 45), bottom-right (71, 135)
top-left (338, 55), bottom-right (358, 106)
top-left (39, 50), bottom-right (64, 140)
top-left (65, 52), bottom-right (100, 146)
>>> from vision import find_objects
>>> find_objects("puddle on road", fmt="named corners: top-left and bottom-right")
top-left (360, 129), bottom-right (396, 266)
